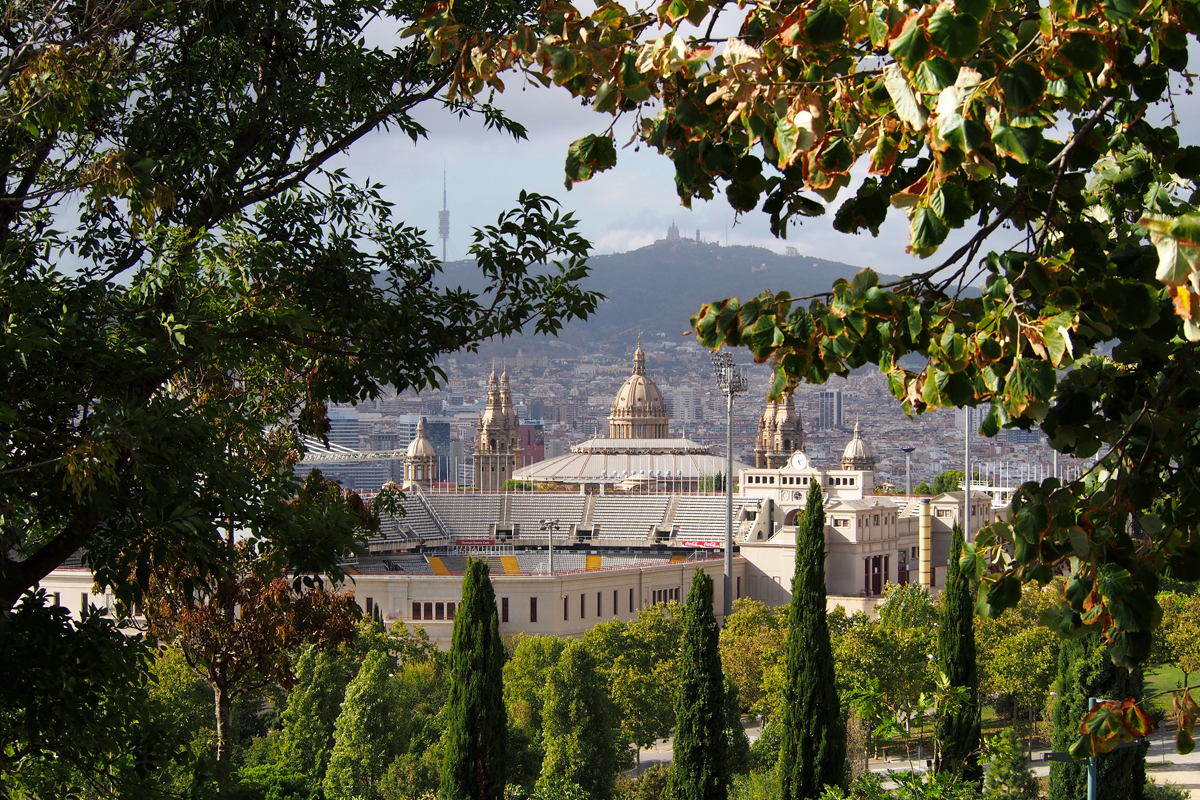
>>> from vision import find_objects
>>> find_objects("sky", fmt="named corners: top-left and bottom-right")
top-left (329, 33), bottom-right (1200, 274)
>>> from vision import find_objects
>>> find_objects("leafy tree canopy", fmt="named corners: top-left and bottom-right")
top-left (411, 0), bottom-right (1200, 691)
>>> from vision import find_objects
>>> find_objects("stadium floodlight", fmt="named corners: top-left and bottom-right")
top-left (711, 349), bottom-right (748, 619)
top-left (539, 519), bottom-right (561, 576)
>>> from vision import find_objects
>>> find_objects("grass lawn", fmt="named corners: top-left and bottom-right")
top-left (1146, 665), bottom-right (1191, 713)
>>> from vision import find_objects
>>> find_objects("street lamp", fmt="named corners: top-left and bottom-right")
top-left (710, 349), bottom-right (748, 619)
top-left (539, 518), bottom-right (560, 575)
top-left (900, 446), bottom-right (915, 496)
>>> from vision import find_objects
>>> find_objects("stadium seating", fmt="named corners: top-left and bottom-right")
top-left (426, 494), bottom-right (503, 538)
top-left (508, 494), bottom-right (587, 537)
top-left (592, 496), bottom-right (669, 539)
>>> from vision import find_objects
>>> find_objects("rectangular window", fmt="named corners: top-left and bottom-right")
top-left (737, 576), bottom-right (741, 599)
top-left (413, 602), bottom-right (422, 619)
top-left (629, 587), bottom-right (634, 613)
top-left (580, 593), bottom-right (586, 618)
top-left (501, 597), bottom-right (509, 623)
top-left (597, 592), bottom-right (602, 617)
top-left (564, 596), bottom-right (569, 621)
top-left (530, 597), bottom-right (538, 623)
top-left (614, 590), bottom-right (618, 616)
top-left (873, 515), bottom-right (880, 525)
top-left (365, 597), bottom-right (374, 616)
top-left (911, 546), bottom-right (918, 558)
top-left (435, 602), bottom-right (445, 620)
top-left (81, 593), bottom-right (89, 614)
top-left (448, 602), bottom-right (457, 619)
top-left (424, 602), bottom-right (433, 620)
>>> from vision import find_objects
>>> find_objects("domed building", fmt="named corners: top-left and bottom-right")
top-left (755, 395), bottom-right (804, 468)
top-left (840, 419), bottom-right (876, 471)
top-left (403, 418), bottom-right (438, 490)
top-left (513, 340), bottom-right (749, 490)
top-left (608, 339), bottom-right (669, 439)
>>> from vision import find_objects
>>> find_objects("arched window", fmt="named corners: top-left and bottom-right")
top-left (783, 439), bottom-right (790, 451)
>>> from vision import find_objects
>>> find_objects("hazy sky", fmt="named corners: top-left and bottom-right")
top-left (330, 38), bottom-right (1200, 274)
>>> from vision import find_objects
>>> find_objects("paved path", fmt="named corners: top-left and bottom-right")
top-left (636, 722), bottom-right (1200, 797)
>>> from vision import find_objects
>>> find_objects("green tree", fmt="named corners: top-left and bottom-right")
top-left (540, 641), bottom-right (622, 800)
top-left (1049, 635), bottom-right (1146, 800)
top-left (323, 650), bottom-right (406, 800)
top-left (238, 764), bottom-right (325, 800)
top-left (976, 584), bottom-right (1060, 733)
top-left (980, 730), bottom-right (1038, 800)
top-left (441, 558), bottom-right (507, 800)
top-left (935, 526), bottom-right (982, 784)
top-left (914, 482), bottom-right (935, 497)
top-left (1153, 592), bottom-right (1200, 683)
top-left (504, 634), bottom-right (567, 788)
top-left (418, 0), bottom-right (1200, 689)
top-left (584, 600), bottom-right (684, 761)
top-left (933, 472), bottom-right (967, 496)
top-left (778, 482), bottom-right (846, 800)
top-left (1, 0), bottom-right (600, 773)
top-left (719, 599), bottom-right (786, 715)
top-left (277, 645), bottom-right (357, 782)
top-left (669, 569), bottom-right (730, 800)
top-left (724, 676), bottom-right (752, 778)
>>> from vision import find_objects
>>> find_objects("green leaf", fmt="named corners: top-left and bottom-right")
top-left (564, 134), bottom-right (617, 188)
top-left (956, 0), bottom-right (992, 20)
top-left (999, 62), bottom-right (1046, 111)
top-left (1059, 33), bottom-right (1104, 71)
top-left (1177, 729), bottom-right (1195, 755)
top-left (869, 3), bottom-right (891, 47)
top-left (850, 268), bottom-right (879, 299)
top-left (805, 1), bottom-right (847, 46)
top-left (991, 124), bottom-right (1030, 163)
top-left (927, 7), bottom-right (980, 60)
top-left (912, 57), bottom-right (958, 93)
top-left (910, 205), bottom-right (949, 254)
top-left (1097, 563), bottom-right (1135, 602)
top-left (888, 15), bottom-right (929, 72)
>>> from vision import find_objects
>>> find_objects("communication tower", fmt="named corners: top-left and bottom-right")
top-left (438, 165), bottom-right (450, 262)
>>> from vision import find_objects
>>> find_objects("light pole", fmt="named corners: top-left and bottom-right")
top-left (900, 445), bottom-right (915, 496)
top-left (539, 518), bottom-right (560, 575)
top-left (711, 350), bottom-right (748, 619)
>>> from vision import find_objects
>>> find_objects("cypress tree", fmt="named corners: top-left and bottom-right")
top-left (669, 569), bottom-right (729, 800)
top-left (1048, 635), bottom-right (1146, 800)
top-left (778, 481), bottom-right (846, 800)
top-left (441, 558), bottom-right (507, 800)
top-left (934, 524), bottom-right (982, 784)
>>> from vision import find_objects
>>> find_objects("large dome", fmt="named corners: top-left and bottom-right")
top-left (841, 419), bottom-right (875, 470)
top-left (609, 340), bottom-right (670, 439)
top-left (406, 418), bottom-right (437, 458)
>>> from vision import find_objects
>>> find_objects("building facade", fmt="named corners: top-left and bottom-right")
top-left (473, 366), bottom-right (523, 491)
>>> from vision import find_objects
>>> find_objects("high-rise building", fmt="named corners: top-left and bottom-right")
top-left (818, 390), bottom-right (843, 430)
top-left (326, 406), bottom-right (361, 449)
top-left (667, 387), bottom-right (704, 425)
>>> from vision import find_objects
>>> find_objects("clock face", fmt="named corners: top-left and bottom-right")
top-left (789, 451), bottom-right (809, 470)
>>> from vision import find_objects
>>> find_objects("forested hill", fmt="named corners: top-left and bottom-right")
top-left (434, 241), bottom-right (898, 348)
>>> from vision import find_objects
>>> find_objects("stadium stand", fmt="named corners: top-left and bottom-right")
top-left (591, 496), bottom-right (669, 539)
top-left (673, 497), bottom-right (759, 541)
top-left (426, 494), bottom-right (503, 538)
top-left (508, 494), bottom-right (587, 536)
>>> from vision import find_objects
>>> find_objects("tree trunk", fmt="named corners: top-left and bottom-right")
top-left (214, 683), bottom-right (233, 762)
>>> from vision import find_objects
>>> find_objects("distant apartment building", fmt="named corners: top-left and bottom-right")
top-left (818, 390), bottom-right (843, 430)
top-left (327, 406), bottom-right (362, 449)
top-left (666, 387), bottom-right (704, 425)
top-left (519, 420), bottom-right (546, 466)
top-left (1006, 428), bottom-right (1042, 445)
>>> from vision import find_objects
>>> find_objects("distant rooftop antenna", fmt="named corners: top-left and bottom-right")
top-left (438, 164), bottom-right (450, 263)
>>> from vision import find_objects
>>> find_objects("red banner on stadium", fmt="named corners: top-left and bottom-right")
top-left (679, 539), bottom-right (723, 549)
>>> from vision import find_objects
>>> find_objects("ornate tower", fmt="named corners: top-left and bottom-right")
top-left (755, 394), bottom-right (804, 468)
top-left (608, 338), bottom-right (670, 439)
top-left (403, 417), bottom-right (438, 490)
top-left (841, 418), bottom-right (876, 471)
top-left (473, 364), bottom-right (522, 491)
